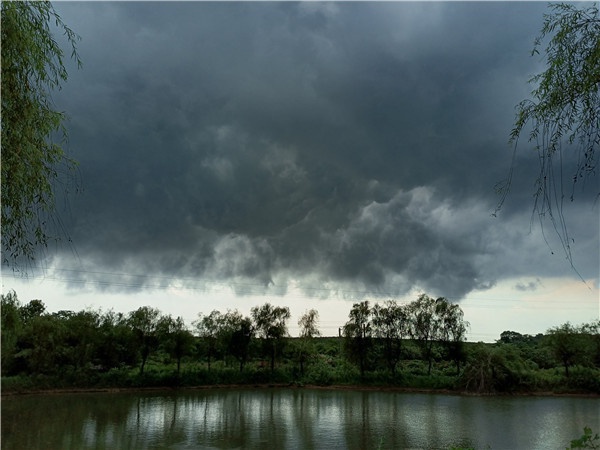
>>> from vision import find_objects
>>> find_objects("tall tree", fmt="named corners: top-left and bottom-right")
top-left (497, 3), bottom-right (599, 264)
top-left (1, 1), bottom-right (81, 265)
top-left (580, 320), bottom-right (600, 368)
top-left (19, 299), bottom-right (46, 324)
top-left (251, 303), bottom-right (291, 374)
top-left (61, 309), bottom-right (100, 371)
top-left (407, 294), bottom-right (441, 375)
top-left (0, 290), bottom-right (23, 374)
top-left (194, 310), bottom-right (224, 372)
top-left (127, 306), bottom-right (162, 375)
top-left (298, 309), bottom-right (320, 339)
top-left (343, 301), bottom-right (372, 378)
top-left (297, 309), bottom-right (321, 375)
top-left (435, 298), bottom-right (469, 375)
top-left (371, 300), bottom-right (408, 376)
top-left (160, 315), bottom-right (194, 377)
top-left (546, 322), bottom-right (585, 377)
top-left (16, 311), bottom-right (66, 374)
top-left (223, 310), bottom-right (253, 372)
top-left (95, 310), bottom-right (136, 370)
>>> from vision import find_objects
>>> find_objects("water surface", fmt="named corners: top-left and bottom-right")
top-left (2, 388), bottom-right (598, 449)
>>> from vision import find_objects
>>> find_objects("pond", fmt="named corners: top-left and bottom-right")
top-left (1, 388), bottom-right (598, 449)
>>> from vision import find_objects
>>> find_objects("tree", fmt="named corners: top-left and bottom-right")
top-left (160, 315), bottom-right (194, 377)
top-left (580, 320), bottom-right (600, 368)
top-left (461, 343), bottom-right (525, 393)
top-left (60, 309), bottom-right (100, 371)
top-left (15, 311), bottom-right (67, 375)
top-left (194, 310), bottom-right (224, 371)
top-left (127, 306), bottom-right (162, 375)
top-left (371, 300), bottom-right (408, 376)
top-left (297, 309), bottom-right (321, 375)
top-left (95, 310), bottom-right (137, 370)
top-left (407, 294), bottom-right (441, 375)
top-left (1, 290), bottom-right (23, 374)
top-left (546, 322), bottom-right (585, 377)
top-left (1, 1), bottom-right (81, 265)
top-left (435, 298), bottom-right (469, 375)
top-left (299, 309), bottom-right (320, 339)
top-left (251, 303), bottom-right (291, 374)
top-left (223, 310), bottom-right (253, 372)
top-left (497, 3), bottom-right (599, 264)
top-left (343, 301), bottom-right (372, 378)
top-left (499, 330), bottom-right (525, 344)
top-left (19, 299), bottom-right (46, 324)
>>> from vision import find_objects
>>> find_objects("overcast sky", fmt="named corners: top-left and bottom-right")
top-left (3, 1), bottom-right (598, 340)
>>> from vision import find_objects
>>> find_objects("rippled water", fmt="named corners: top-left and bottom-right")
top-left (1, 388), bottom-right (598, 449)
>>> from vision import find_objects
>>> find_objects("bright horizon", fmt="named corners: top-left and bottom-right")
top-left (3, 269), bottom-right (597, 343)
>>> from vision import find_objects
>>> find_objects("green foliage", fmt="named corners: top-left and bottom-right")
top-left (296, 310), bottom-right (320, 374)
top-left (228, 313), bottom-right (253, 372)
top-left (16, 313), bottom-right (68, 374)
top-left (566, 366), bottom-right (600, 393)
top-left (568, 427), bottom-right (600, 449)
top-left (405, 295), bottom-right (468, 375)
top-left (1, 0), bottom-right (81, 265)
top-left (461, 326), bottom-right (600, 394)
top-left (127, 306), bottom-right (163, 375)
top-left (436, 298), bottom-right (469, 375)
top-left (460, 344), bottom-right (527, 393)
top-left (298, 309), bottom-right (320, 339)
top-left (579, 320), bottom-right (600, 368)
top-left (159, 315), bottom-right (194, 375)
top-left (1, 290), bottom-right (23, 372)
top-left (1, 291), bottom-right (598, 396)
top-left (546, 322), bottom-right (590, 377)
top-left (251, 303), bottom-right (291, 373)
top-left (19, 298), bottom-right (46, 323)
top-left (498, 2), bottom-right (600, 262)
top-left (194, 310), bottom-right (225, 371)
top-left (371, 300), bottom-right (408, 376)
top-left (343, 300), bottom-right (373, 377)
top-left (302, 358), bottom-right (335, 385)
top-left (95, 310), bottom-right (137, 369)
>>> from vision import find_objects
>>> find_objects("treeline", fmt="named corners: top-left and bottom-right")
top-left (1, 290), bottom-right (599, 394)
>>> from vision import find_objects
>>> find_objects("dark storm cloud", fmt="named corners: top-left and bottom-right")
top-left (48, 2), bottom-right (599, 297)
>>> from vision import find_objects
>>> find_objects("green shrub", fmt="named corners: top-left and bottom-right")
top-left (567, 367), bottom-right (600, 393)
top-left (304, 362), bottom-right (335, 385)
top-left (568, 427), bottom-right (600, 449)
top-left (1, 375), bottom-right (34, 392)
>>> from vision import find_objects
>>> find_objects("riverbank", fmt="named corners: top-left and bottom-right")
top-left (3, 332), bottom-right (599, 398)
top-left (3, 382), bottom-right (598, 398)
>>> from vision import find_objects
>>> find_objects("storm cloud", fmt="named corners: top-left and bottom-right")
top-left (43, 2), bottom-right (598, 299)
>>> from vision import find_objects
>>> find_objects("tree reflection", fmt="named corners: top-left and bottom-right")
top-left (2, 389), bottom-right (597, 449)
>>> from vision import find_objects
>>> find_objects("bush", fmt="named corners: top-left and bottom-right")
top-left (304, 360), bottom-right (335, 385)
top-left (567, 367), bottom-right (600, 393)
top-left (460, 344), bottom-right (525, 393)
top-left (98, 367), bottom-right (132, 387)
top-left (1, 375), bottom-right (34, 392)
top-left (568, 427), bottom-right (600, 449)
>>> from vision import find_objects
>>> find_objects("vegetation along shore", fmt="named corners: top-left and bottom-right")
top-left (2, 290), bottom-right (599, 396)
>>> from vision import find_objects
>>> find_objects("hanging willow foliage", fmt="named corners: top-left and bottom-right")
top-left (1, 1), bottom-right (81, 266)
top-left (496, 3), bottom-right (600, 266)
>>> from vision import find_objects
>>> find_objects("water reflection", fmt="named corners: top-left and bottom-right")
top-left (2, 388), bottom-right (598, 449)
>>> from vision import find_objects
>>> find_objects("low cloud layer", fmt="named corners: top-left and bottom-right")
top-left (36, 2), bottom-right (598, 299)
